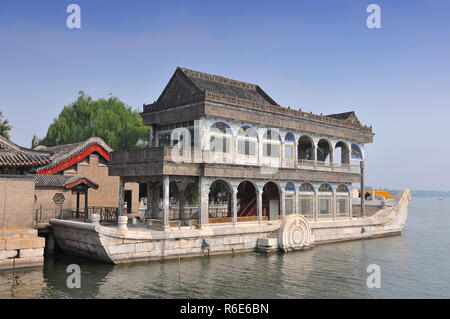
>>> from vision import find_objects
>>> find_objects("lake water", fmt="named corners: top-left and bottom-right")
top-left (1, 197), bottom-right (449, 299)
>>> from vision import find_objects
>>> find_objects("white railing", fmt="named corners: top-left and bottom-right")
top-left (297, 160), bottom-right (360, 173)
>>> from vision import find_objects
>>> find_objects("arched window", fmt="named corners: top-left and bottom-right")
top-left (299, 182), bottom-right (314, 218)
top-left (210, 122), bottom-right (231, 153)
top-left (319, 183), bottom-right (332, 192)
top-left (285, 182), bottom-right (295, 192)
top-left (298, 135), bottom-right (315, 164)
top-left (334, 141), bottom-right (350, 165)
top-left (284, 132), bottom-right (295, 160)
top-left (208, 179), bottom-right (233, 223)
top-left (237, 181), bottom-right (258, 222)
top-left (337, 184), bottom-right (349, 193)
top-left (285, 182), bottom-right (295, 215)
top-left (318, 183), bottom-right (332, 218)
top-left (262, 181), bottom-right (281, 220)
top-left (263, 129), bottom-right (281, 158)
top-left (237, 126), bottom-right (258, 156)
top-left (317, 139), bottom-right (332, 165)
top-left (299, 182), bottom-right (314, 192)
top-left (351, 144), bottom-right (363, 160)
top-left (336, 184), bottom-right (350, 218)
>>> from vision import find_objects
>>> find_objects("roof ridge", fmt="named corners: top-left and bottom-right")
top-left (178, 67), bottom-right (258, 91)
top-left (34, 174), bottom-right (98, 189)
top-left (0, 136), bottom-right (51, 156)
top-left (36, 137), bottom-right (112, 173)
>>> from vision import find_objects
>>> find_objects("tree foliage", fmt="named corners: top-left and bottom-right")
top-left (0, 111), bottom-right (12, 140)
top-left (35, 92), bottom-right (149, 150)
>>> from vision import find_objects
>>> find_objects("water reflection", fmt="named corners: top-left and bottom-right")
top-left (0, 267), bottom-right (46, 299)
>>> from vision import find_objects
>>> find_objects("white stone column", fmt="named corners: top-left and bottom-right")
top-left (257, 188), bottom-right (263, 223)
top-left (294, 139), bottom-right (298, 169)
top-left (118, 177), bottom-right (125, 216)
top-left (145, 181), bottom-right (153, 220)
top-left (314, 191), bottom-right (318, 220)
top-left (312, 144), bottom-right (317, 168)
top-left (294, 189), bottom-right (299, 215)
top-left (231, 135), bottom-right (237, 165)
top-left (330, 146), bottom-right (334, 169)
top-left (281, 190), bottom-right (286, 220)
top-left (258, 130), bottom-right (263, 166)
top-left (153, 182), bottom-right (160, 219)
top-left (163, 176), bottom-right (170, 229)
top-left (332, 191), bottom-right (336, 220)
top-left (280, 140), bottom-right (285, 168)
top-left (348, 190), bottom-right (353, 219)
top-left (232, 187), bottom-right (237, 225)
top-left (197, 118), bottom-right (206, 152)
top-left (198, 176), bottom-right (209, 227)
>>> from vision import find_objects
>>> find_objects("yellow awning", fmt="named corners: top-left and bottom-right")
top-left (360, 190), bottom-right (395, 199)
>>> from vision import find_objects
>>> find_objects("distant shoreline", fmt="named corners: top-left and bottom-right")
top-left (373, 189), bottom-right (450, 198)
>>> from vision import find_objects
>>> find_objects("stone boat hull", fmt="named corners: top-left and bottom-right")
top-left (49, 190), bottom-right (411, 264)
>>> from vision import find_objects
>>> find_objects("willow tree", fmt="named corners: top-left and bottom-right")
top-left (0, 111), bottom-right (12, 140)
top-left (34, 92), bottom-right (149, 150)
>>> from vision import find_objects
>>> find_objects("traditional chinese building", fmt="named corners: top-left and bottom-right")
top-left (0, 136), bottom-right (50, 175)
top-left (0, 135), bottom-right (138, 268)
top-left (108, 67), bottom-right (372, 230)
top-left (35, 137), bottom-right (139, 214)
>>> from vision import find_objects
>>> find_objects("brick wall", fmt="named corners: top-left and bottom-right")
top-left (35, 187), bottom-right (72, 214)
top-left (0, 176), bottom-right (35, 228)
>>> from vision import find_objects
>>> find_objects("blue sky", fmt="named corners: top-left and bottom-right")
top-left (1, 0), bottom-right (449, 190)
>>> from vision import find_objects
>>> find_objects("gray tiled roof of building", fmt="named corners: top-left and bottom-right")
top-left (0, 136), bottom-right (51, 168)
top-left (35, 137), bottom-right (112, 172)
top-left (34, 174), bottom-right (98, 189)
top-left (179, 67), bottom-right (279, 106)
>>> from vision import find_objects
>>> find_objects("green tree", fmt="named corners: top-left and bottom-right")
top-left (36, 91), bottom-right (149, 150)
top-left (0, 111), bottom-right (12, 140)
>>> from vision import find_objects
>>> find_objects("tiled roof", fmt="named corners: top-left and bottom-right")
top-left (0, 136), bottom-right (51, 168)
top-left (326, 111), bottom-right (362, 125)
top-left (34, 174), bottom-right (98, 189)
top-left (36, 137), bottom-right (112, 172)
top-left (179, 67), bottom-right (278, 106)
top-left (145, 67), bottom-right (373, 134)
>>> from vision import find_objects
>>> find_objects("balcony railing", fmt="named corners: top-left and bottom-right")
top-left (111, 146), bottom-right (360, 174)
top-left (298, 159), bottom-right (360, 173)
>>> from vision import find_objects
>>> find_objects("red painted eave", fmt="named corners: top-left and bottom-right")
top-left (37, 144), bottom-right (110, 175)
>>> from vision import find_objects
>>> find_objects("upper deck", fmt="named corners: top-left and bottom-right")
top-left (108, 146), bottom-right (360, 184)
top-left (141, 67), bottom-right (374, 144)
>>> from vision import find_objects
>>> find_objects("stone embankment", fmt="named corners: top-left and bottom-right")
top-left (0, 228), bottom-right (45, 270)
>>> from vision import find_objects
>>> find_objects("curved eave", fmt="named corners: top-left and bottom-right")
top-left (65, 178), bottom-right (99, 190)
top-left (37, 144), bottom-right (110, 175)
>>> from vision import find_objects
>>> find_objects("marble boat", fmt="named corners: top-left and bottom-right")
top-left (49, 189), bottom-right (410, 264)
top-left (49, 67), bottom-right (411, 263)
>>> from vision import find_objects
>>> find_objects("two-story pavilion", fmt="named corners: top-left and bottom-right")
top-left (108, 67), bottom-right (373, 230)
